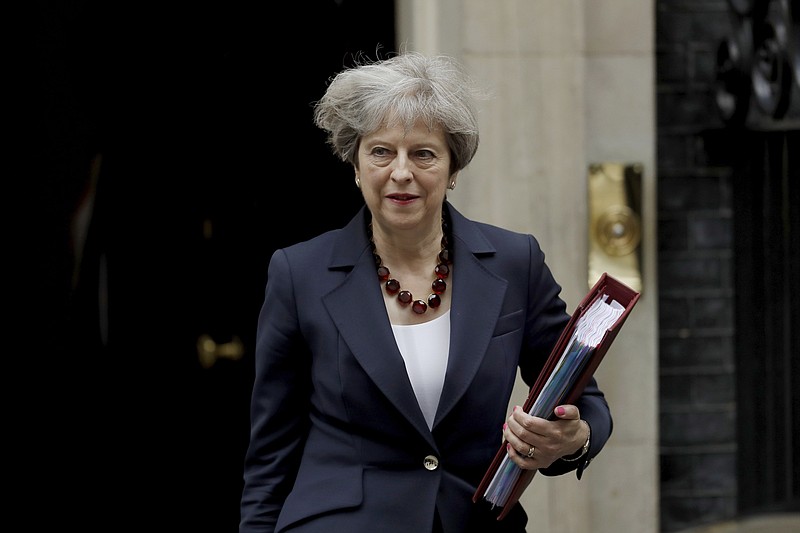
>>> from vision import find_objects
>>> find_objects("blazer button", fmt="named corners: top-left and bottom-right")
top-left (423, 455), bottom-right (439, 471)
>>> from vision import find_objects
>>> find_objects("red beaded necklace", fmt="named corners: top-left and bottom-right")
top-left (369, 220), bottom-right (452, 314)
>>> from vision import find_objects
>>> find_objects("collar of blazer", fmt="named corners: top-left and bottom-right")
top-left (323, 202), bottom-right (509, 439)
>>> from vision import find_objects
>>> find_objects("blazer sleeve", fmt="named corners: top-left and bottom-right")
top-left (518, 234), bottom-right (613, 479)
top-left (538, 375), bottom-right (612, 479)
top-left (240, 249), bottom-right (312, 532)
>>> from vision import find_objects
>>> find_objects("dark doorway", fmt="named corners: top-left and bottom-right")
top-left (34, 1), bottom-right (395, 530)
top-left (732, 130), bottom-right (800, 516)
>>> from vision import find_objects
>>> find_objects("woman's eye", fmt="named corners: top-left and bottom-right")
top-left (371, 147), bottom-right (389, 157)
top-left (416, 150), bottom-right (435, 160)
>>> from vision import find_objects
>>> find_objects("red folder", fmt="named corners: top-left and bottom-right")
top-left (472, 272), bottom-right (641, 519)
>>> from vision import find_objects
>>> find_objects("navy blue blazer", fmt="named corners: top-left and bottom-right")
top-left (240, 202), bottom-right (612, 533)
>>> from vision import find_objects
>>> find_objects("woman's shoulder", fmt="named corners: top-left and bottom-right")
top-left (448, 205), bottom-right (543, 252)
top-left (469, 219), bottom-right (532, 241)
top-left (272, 206), bottom-right (365, 254)
top-left (274, 227), bottom-right (345, 261)
top-left (273, 210), bottom-right (369, 269)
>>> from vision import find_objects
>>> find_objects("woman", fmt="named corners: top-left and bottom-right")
top-left (239, 51), bottom-right (612, 533)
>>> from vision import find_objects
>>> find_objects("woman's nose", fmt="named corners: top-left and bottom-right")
top-left (390, 154), bottom-right (413, 182)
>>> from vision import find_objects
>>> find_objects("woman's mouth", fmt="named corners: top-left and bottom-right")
top-left (387, 194), bottom-right (418, 201)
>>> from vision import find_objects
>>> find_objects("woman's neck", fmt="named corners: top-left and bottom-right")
top-left (370, 222), bottom-right (443, 267)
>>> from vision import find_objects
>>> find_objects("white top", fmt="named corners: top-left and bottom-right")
top-left (391, 310), bottom-right (451, 429)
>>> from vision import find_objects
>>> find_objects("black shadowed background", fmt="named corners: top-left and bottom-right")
top-left (29, 1), bottom-right (395, 530)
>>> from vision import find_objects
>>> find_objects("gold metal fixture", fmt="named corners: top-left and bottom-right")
top-left (197, 334), bottom-right (245, 369)
top-left (588, 163), bottom-right (643, 292)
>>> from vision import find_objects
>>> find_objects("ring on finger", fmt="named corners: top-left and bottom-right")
top-left (526, 445), bottom-right (535, 458)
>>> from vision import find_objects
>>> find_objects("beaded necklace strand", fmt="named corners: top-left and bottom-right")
top-left (369, 219), bottom-right (452, 314)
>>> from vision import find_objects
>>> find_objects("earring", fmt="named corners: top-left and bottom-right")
top-left (449, 180), bottom-right (456, 190)
top-left (355, 176), bottom-right (361, 188)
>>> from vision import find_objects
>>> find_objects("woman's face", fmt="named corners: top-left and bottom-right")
top-left (355, 120), bottom-right (456, 236)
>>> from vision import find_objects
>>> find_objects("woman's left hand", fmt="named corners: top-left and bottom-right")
top-left (502, 404), bottom-right (588, 469)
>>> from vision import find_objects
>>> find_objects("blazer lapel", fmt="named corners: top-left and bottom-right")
top-left (321, 204), bottom-right (510, 439)
top-left (434, 204), bottom-right (508, 427)
top-left (322, 209), bottom-right (434, 440)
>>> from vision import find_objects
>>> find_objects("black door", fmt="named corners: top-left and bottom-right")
top-left (733, 130), bottom-right (800, 516)
top-left (36, 1), bottom-right (395, 530)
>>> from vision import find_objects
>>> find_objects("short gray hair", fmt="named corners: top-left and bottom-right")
top-left (313, 51), bottom-right (483, 173)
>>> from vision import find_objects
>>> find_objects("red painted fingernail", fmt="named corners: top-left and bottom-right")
top-left (556, 406), bottom-right (565, 416)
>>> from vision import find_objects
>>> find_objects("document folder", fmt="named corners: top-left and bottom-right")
top-left (473, 272), bottom-right (640, 519)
